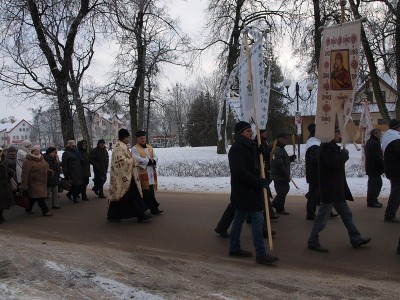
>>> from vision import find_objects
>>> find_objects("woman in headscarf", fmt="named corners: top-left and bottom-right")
top-left (0, 147), bottom-right (15, 223)
top-left (107, 129), bottom-right (151, 223)
top-left (43, 147), bottom-right (61, 209)
top-left (21, 145), bottom-right (53, 216)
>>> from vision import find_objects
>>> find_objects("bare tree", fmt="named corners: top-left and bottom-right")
top-left (108, 0), bottom-right (191, 135)
top-left (0, 0), bottom-right (106, 145)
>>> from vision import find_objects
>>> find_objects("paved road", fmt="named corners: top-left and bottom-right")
top-left (1, 191), bottom-right (399, 282)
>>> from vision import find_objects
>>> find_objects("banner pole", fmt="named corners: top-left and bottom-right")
top-left (243, 31), bottom-right (273, 251)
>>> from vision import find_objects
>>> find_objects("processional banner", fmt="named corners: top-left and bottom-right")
top-left (315, 20), bottom-right (362, 143)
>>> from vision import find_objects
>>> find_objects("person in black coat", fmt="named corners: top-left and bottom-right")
top-left (364, 128), bottom-right (384, 208)
top-left (62, 140), bottom-right (84, 203)
top-left (228, 121), bottom-right (278, 265)
top-left (90, 139), bottom-right (109, 198)
top-left (381, 119), bottom-right (400, 223)
top-left (270, 133), bottom-right (296, 215)
top-left (77, 140), bottom-right (91, 201)
top-left (43, 147), bottom-right (61, 209)
top-left (307, 127), bottom-right (371, 252)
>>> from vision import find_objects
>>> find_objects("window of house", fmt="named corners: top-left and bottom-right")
top-left (23, 123), bottom-right (25, 126)
top-left (378, 119), bottom-right (385, 125)
top-left (19, 128), bottom-right (22, 131)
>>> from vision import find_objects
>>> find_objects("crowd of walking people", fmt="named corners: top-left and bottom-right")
top-left (0, 128), bottom-right (163, 225)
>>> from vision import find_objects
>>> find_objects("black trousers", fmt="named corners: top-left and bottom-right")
top-left (367, 175), bottom-right (382, 204)
top-left (272, 180), bottom-right (290, 212)
top-left (142, 185), bottom-right (160, 213)
top-left (27, 197), bottom-right (49, 215)
top-left (385, 179), bottom-right (400, 219)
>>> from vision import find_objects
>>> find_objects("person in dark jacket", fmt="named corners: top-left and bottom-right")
top-left (90, 139), bottom-right (109, 198)
top-left (78, 140), bottom-right (91, 201)
top-left (62, 140), bottom-right (84, 203)
top-left (270, 133), bottom-right (296, 215)
top-left (305, 124), bottom-right (339, 220)
top-left (228, 121), bottom-right (278, 265)
top-left (43, 147), bottom-right (61, 209)
top-left (0, 147), bottom-right (15, 223)
top-left (307, 127), bottom-right (371, 252)
top-left (364, 128), bottom-right (384, 208)
top-left (381, 119), bottom-right (400, 223)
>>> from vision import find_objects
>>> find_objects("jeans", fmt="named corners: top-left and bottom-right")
top-left (367, 175), bottom-right (382, 204)
top-left (230, 209), bottom-right (267, 257)
top-left (385, 179), bottom-right (400, 219)
top-left (47, 185), bottom-right (59, 207)
top-left (308, 202), bottom-right (361, 246)
top-left (272, 180), bottom-right (290, 212)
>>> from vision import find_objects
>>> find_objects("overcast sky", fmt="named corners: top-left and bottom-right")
top-left (0, 0), bottom-right (298, 123)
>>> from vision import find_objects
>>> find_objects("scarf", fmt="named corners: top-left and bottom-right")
top-left (305, 137), bottom-right (321, 152)
top-left (109, 141), bottom-right (143, 201)
top-left (134, 143), bottom-right (157, 190)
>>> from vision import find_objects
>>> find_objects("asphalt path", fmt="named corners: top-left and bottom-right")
top-left (1, 190), bottom-right (399, 283)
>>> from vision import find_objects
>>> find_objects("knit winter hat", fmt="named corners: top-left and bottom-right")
top-left (31, 145), bottom-right (41, 152)
top-left (389, 119), bottom-right (400, 130)
top-left (135, 130), bottom-right (146, 137)
top-left (46, 147), bottom-right (57, 154)
top-left (118, 128), bottom-right (130, 140)
top-left (234, 121), bottom-right (251, 134)
top-left (22, 140), bottom-right (32, 148)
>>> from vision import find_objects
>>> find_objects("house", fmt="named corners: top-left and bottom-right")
top-left (0, 117), bottom-right (36, 146)
top-left (351, 74), bottom-right (398, 131)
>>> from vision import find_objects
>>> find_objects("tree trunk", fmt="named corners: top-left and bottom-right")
top-left (395, 1), bottom-right (400, 119)
top-left (313, 0), bottom-right (322, 71)
top-left (348, 0), bottom-right (390, 125)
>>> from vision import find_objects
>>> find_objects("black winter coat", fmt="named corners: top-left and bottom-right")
top-left (90, 147), bottom-right (109, 176)
top-left (43, 154), bottom-right (61, 187)
top-left (77, 142), bottom-right (91, 178)
top-left (305, 144), bottom-right (319, 184)
top-left (270, 143), bottom-right (291, 182)
top-left (384, 139), bottom-right (400, 181)
top-left (319, 141), bottom-right (353, 203)
top-left (229, 134), bottom-right (264, 212)
top-left (364, 135), bottom-right (384, 176)
top-left (62, 148), bottom-right (84, 185)
top-left (0, 155), bottom-right (15, 210)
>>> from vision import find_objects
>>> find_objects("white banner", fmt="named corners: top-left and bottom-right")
top-left (360, 101), bottom-right (374, 165)
top-left (315, 20), bottom-right (362, 142)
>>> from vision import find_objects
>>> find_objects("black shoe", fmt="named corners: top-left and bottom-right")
top-left (229, 249), bottom-right (252, 257)
top-left (352, 237), bottom-right (371, 249)
top-left (92, 187), bottom-right (99, 195)
top-left (277, 210), bottom-right (290, 215)
top-left (330, 212), bottom-right (339, 218)
top-left (151, 210), bottom-right (163, 215)
top-left (66, 193), bottom-right (72, 201)
top-left (98, 194), bottom-right (107, 199)
top-left (73, 199), bottom-right (79, 204)
top-left (52, 206), bottom-right (61, 209)
top-left (82, 197), bottom-right (90, 201)
top-left (270, 214), bottom-right (280, 220)
top-left (308, 243), bottom-right (329, 253)
top-left (367, 202), bottom-right (383, 208)
top-left (215, 228), bottom-right (229, 238)
top-left (384, 217), bottom-right (400, 223)
top-left (306, 215), bottom-right (315, 220)
top-left (256, 254), bottom-right (279, 265)
top-left (137, 213), bottom-right (152, 223)
top-left (107, 218), bottom-right (121, 223)
top-left (263, 230), bottom-right (276, 239)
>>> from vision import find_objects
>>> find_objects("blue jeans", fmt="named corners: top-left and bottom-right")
top-left (230, 209), bottom-right (267, 257)
top-left (308, 202), bottom-right (361, 246)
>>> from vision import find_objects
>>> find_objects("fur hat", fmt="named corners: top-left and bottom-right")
top-left (135, 130), bottom-right (146, 138)
top-left (389, 119), bottom-right (400, 130)
top-left (118, 128), bottom-right (130, 140)
top-left (31, 145), bottom-right (41, 153)
top-left (22, 140), bottom-right (32, 148)
top-left (97, 139), bottom-right (106, 145)
top-left (234, 121), bottom-right (251, 134)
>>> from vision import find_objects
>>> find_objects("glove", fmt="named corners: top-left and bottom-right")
top-left (152, 160), bottom-right (157, 166)
top-left (290, 154), bottom-right (297, 162)
top-left (147, 159), bottom-right (153, 166)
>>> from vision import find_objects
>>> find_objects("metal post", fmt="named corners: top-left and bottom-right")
top-left (295, 82), bottom-right (301, 159)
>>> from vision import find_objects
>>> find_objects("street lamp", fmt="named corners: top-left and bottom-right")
top-left (283, 79), bottom-right (314, 159)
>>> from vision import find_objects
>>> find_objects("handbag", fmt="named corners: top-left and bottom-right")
top-left (59, 178), bottom-right (73, 191)
top-left (14, 191), bottom-right (30, 209)
top-left (10, 178), bottom-right (18, 191)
